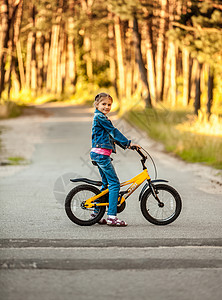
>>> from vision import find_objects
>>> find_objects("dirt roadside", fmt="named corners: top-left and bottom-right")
top-left (0, 103), bottom-right (222, 194)
top-left (0, 106), bottom-right (50, 177)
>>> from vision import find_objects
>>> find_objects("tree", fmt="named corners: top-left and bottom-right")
top-left (155, 0), bottom-right (167, 102)
top-left (0, 0), bottom-right (23, 98)
top-left (0, 0), bottom-right (221, 115)
top-left (133, 16), bottom-right (151, 107)
top-left (168, 0), bottom-right (222, 113)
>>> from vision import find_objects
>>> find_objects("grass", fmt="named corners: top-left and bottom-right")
top-left (0, 101), bottom-right (23, 119)
top-left (1, 83), bottom-right (221, 169)
top-left (0, 128), bottom-right (2, 154)
top-left (125, 106), bottom-right (222, 169)
top-left (7, 156), bottom-right (28, 165)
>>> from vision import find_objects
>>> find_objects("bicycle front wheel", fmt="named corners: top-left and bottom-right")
top-left (140, 184), bottom-right (182, 225)
top-left (65, 184), bottom-right (106, 226)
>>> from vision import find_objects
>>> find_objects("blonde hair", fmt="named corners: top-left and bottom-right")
top-left (94, 93), bottom-right (113, 108)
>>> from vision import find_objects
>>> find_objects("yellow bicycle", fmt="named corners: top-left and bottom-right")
top-left (65, 147), bottom-right (182, 226)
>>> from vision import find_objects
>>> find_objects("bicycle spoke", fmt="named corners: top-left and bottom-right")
top-left (70, 190), bottom-right (94, 221)
top-left (146, 189), bottom-right (176, 221)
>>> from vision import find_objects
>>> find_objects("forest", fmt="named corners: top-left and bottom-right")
top-left (0, 0), bottom-right (222, 167)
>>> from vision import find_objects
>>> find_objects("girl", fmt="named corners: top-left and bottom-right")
top-left (90, 93), bottom-right (140, 226)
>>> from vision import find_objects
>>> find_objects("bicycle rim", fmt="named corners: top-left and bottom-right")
top-left (147, 190), bottom-right (176, 221)
top-left (70, 189), bottom-right (98, 221)
top-left (141, 184), bottom-right (181, 225)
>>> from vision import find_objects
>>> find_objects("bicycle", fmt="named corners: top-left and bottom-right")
top-left (65, 147), bottom-right (182, 226)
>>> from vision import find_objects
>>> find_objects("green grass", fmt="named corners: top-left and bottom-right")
top-left (125, 108), bottom-right (222, 169)
top-left (7, 156), bottom-right (28, 165)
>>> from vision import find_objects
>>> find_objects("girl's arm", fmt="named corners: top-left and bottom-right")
top-left (97, 113), bottom-right (131, 149)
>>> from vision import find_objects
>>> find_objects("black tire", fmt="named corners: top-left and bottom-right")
top-left (117, 201), bottom-right (126, 213)
top-left (140, 184), bottom-right (182, 225)
top-left (65, 184), bottom-right (106, 226)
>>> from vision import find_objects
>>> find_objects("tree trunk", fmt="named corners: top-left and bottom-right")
top-left (80, 0), bottom-right (93, 82)
top-left (0, 0), bottom-right (23, 98)
top-left (56, 29), bottom-right (66, 95)
top-left (167, 0), bottom-right (177, 106)
top-left (207, 65), bottom-right (214, 117)
top-left (114, 16), bottom-right (125, 99)
top-left (36, 32), bottom-right (44, 90)
top-left (66, 1), bottom-right (76, 92)
top-left (16, 39), bottom-right (25, 89)
top-left (125, 20), bottom-right (133, 100)
top-left (194, 60), bottom-right (201, 115)
top-left (12, 67), bottom-right (20, 94)
top-left (43, 33), bottom-right (50, 91)
top-left (46, 32), bottom-right (53, 92)
top-left (67, 33), bottom-right (77, 91)
top-left (6, 38), bottom-right (14, 100)
top-left (31, 31), bottom-right (37, 93)
top-left (50, 22), bottom-right (60, 93)
top-left (133, 17), bottom-right (151, 107)
top-left (190, 58), bottom-right (198, 100)
top-left (57, 31), bottom-right (62, 95)
top-left (130, 25), bottom-right (136, 96)
top-left (170, 41), bottom-right (177, 107)
top-left (84, 35), bottom-right (93, 81)
top-left (145, 14), bottom-right (156, 106)
top-left (0, 0), bottom-right (9, 98)
top-left (133, 55), bottom-right (140, 94)
top-left (26, 3), bottom-right (36, 91)
top-left (7, 0), bottom-right (23, 99)
top-left (182, 48), bottom-right (190, 106)
top-left (108, 12), bottom-right (118, 97)
top-left (26, 31), bottom-right (33, 89)
top-left (61, 31), bottom-right (67, 94)
top-left (163, 45), bottom-right (171, 102)
top-left (156, 0), bottom-right (167, 102)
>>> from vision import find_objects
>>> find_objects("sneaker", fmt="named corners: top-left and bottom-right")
top-left (91, 214), bottom-right (107, 225)
top-left (107, 216), bottom-right (128, 227)
top-left (98, 218), bottom-right (107, 225)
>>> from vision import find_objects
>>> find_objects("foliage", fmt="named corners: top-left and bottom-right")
top-left (107, 0), bottom-right (155, 20)
top-left (1, 0), bottom-right (222, 168)
top-left (168, 1), bottom-right (222, 72)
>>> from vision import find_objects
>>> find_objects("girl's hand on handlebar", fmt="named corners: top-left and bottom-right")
top-left (129, 143), bottom-right (141, 150)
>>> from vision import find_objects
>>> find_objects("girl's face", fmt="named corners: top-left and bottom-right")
top-left (96, 98), bottom-right (112, 115)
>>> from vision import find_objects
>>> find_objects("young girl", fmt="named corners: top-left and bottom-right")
top-left (90, 93), bottom-right (140, 226)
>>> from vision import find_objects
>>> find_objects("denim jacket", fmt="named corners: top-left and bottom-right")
top-left (92, 109), bottom-right (131, 153)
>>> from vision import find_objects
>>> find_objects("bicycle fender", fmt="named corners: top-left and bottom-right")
top-left (139, 179), bottom-right (168, 201)
top-left (70, 178), bottom-right (102, 186)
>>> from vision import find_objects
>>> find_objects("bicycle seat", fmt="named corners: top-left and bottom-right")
top-left (70, 178), bottom-right (102, 186)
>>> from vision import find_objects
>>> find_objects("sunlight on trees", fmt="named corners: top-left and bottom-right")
top-left (0, 0), bottom-right (221, 119)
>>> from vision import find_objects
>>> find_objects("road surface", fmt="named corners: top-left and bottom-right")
top-left (0, 103), bottom-right (221, 300)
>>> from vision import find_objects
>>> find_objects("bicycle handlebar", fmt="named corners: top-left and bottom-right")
top-left (131, 146), bottom-right (146, 158)
top-left (131, 146), bottom-right (158, 179)
top-left (130, 146), bottom-right (147, 168)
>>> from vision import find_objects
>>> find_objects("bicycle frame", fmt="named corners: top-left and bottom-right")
top-left (84, 168), bottom-right (151, 209)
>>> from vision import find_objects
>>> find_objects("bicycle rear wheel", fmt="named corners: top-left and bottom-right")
top-left (140, 184), bottom-right (182, 225)
top-left (65, 184), bottom-right (106, 226)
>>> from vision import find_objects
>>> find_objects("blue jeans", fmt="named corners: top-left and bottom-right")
top-left (90, 152), bottom-right (120, 216)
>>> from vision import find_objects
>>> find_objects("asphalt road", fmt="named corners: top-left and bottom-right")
top-left (0, 103), bottom-right (222, 300)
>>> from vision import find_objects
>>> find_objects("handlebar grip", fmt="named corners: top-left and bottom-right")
top-left (130, 145), bottom-right (138, 150)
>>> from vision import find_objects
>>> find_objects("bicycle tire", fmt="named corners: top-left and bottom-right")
top-left (140, 184), bottom-right (182, 225)
top-left (65, 184), bottom-right (106, 226)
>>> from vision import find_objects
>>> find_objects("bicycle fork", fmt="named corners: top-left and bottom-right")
top-left (148, 180), bottom-right (164, 207)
